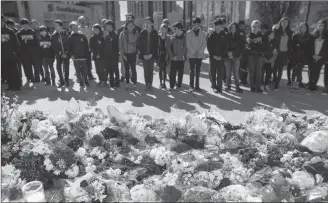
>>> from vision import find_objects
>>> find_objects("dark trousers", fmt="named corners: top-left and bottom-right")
top-left (224, 57), bottom-right (241, 87)
top-left (105, 57), bottom-right (119, 85)
top-left (239, 53), bottom-right (249, 82)
top-left (170, 60), bottom-right (184, 88)
top-left (17, 60), bottom-right (22, 85)
top-left (42, 58), bottom-right (55, 82)
top-left (94, 59), bottom-right (106, 82)
top-left (123, 53), bottom-right (137, 84)
top-left (87, 53), bottom-right (93, 79)
top-left (21, 55), bottom-right (40, 81)
top-left (272, 51), bottom-right (288, 87)
top-left (309, 59), bottom-right (325, 90)
top-left (210, 57), bottom-right (224, 90)
top-left (325, 63), bottom-right (328, 87)
top-left (158, 61), bottom-right (167, 85)
top-left (292, 63), bottom-right (304, 83)
top-left (189, 58), bottom-right (202, 88)
top-left (73, 59), bottom-right (88, 84)
top-left (287, 61), bottom-right (293, 82)
top-left (248, 55), bottom-right (264, 89)
top-left (2, 59), bottom-right (21, 90)
top-left (262, 62), bottom-right (272, 86)
top-left (34, 53), bottom-right (44, 80)
top-left (56, 58), bottom-right (70, 84)
top-left (142, 58), bottom-right (155, 86)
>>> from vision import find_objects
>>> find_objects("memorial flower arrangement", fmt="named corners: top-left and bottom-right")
top-left (1, 96), bottom-right (328, 202)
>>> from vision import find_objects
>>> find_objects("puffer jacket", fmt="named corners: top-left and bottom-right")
top-left (291, 33), bottom-right (313, 65)
top-left (167, 33), bottom-right (187, 61)
top-left (119, 29), bottom-right (139, 55)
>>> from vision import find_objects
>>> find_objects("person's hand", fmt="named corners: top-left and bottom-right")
top-left (247, 38), bottom-right (251, 43)
top-left (122, 55), bottom-right (127, 61)
top-left (148, 54), bottom-right (153, 59)
top-left (143, 55), bottom-right (148, 60)
top-left (273, 49), bottom-right (278, 56)
top-left (228, 52), bottom-right (233, 58)
top-left (269, 33), bottom-right (274, 41)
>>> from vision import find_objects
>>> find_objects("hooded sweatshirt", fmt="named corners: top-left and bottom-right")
top-left (167, 33), bottom-right (187, 61)
top-left (104, 31), bottom-right (119, 58)
top-left (67, 31), bottom-right (90, 59)
top-left (206, 30), bottom-right (229, 58)
top-left (16, 28), bottom-right (39, 59)
top-left (119, 28), bottom-right (139, 55)
top-left (39, 34), bottom-right (54, 59)
top-left (89, 33), bottom-right (104, 60)
top-left (51, 30), bottom-right (70, 59)
top-left (1, 26), bottom-right (20, 60)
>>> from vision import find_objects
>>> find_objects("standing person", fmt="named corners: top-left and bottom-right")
top-left (77, 16), bottom-right (94, 80)
top-left (162, 19), bottom-right (174, 35)
top-left (308, 20), bottom-right (328, 91)
top-left (51, 19), bottom-right (70, 87)
top-left (31, 19), bottom-right (45, 82)
top-left (157, 24), bottom-right (170, 89)
top-left (246, 20), bottom-right (266, 93)
top-left (239, 25), bottom-right (251, 86)
top-left (272, 17), bottom-right (293, 90)
top-left (290, 22), bottom-right (313, 90)
top-left (118, 13), bottom-right (142, 82)
top-left (16, 18), bottom-right (41, 83)
top-left (186, 17), bottom-right (207, 92)
top-left (1, 15), bottom-right (21, 92)
top-left (68, 21), bottom-right (90, 87)
top-left (6, 19), bottom-right (17, 32)
top-left (104, 20), bottom-right (120, 88)
top-left (167, 22), bottom-right (187, 91)
top-left (101, 18), bottom-right (109, 37)
top-left (138, 17), bottom-right (158, 91)
top-left (225, 22), bottom-right (244, 93)
top-left (90, 24), bottom-right (107, 87)
top-left (39, 25), bottom-right (55, 86)
top-left (262, 26), bottom-right (277, 90)
top-left (207, 18), bottom-right (229, 93)
top-left (239, 21), bottom-right (246, 35)
top-left (119, 19), bottom-right (139, 90)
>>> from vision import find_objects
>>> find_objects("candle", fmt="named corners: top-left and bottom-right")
top-left (22, 181), bottom-right (46, 202)
top-left (24, 191), bottom-right (46, 202)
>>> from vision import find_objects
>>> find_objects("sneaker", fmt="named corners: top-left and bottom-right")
top-left (45, 81), bottom-right (51, 86)
top-left (251, 88), bottom-right (256, 92)
top-left (58, 81), bottom-right (65, 88)
top-left (214, 88), bottom-right (219, 93)
top-left (195, 87), bottom-right (202, 92)
top-left (169, 87), bottom-right (174, 91)
top-left (148, 85), bottom-right (153, 91)
top-left (240, 81), bottom-right (249, 86)
top-left (85, 81), bottom-right (90, 86)
top-left (323, 87), bottom-right (328, 93)
top-left (236, 87), bottom-right (243, 93)
top-left (175, 86), bottom-right (181, 91)
top-left (188, 87), bottom-right (194, 92)
top-left (225, 86), bottom-right (232, 92)
top-left (257, 88), bottom-right (263, 93)
top-left (163, 84), bottom-right (167, 89)
top-left (80, 82), bottom-right (85, 87)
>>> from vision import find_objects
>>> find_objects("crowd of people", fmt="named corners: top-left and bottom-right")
top-left (1, 13), bottom-right (328, 95)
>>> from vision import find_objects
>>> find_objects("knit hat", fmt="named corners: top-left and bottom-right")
top-left (39, 25), bottom-right (47, 32)
top-left (213, 18), bottom-right (224, 26)
top-left (251, 20), bottom-right (261, 27)
top-left (92, 23), bottom-right (102, 32)
top-left (69, 21), bottom-right (78, 28)
top-left (172, 21), bottom-right (183, 30)
top-left (193, 17), bottom-right (201, 24)
top-left (20, 18), bottom-right (30, 25)
top-left (144, 16), bottom-right (154, 23)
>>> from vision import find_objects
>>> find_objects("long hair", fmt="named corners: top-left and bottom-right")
top-left (297, 22), bottom-right (310, 36)
top-left (278, 17), bottom-right (292, 36)
top-left (124, 20), bottom-right (137, 35)
top-left (228, 22), bottom-right (240, 38)
top-left (313, 19), bottom-right (327, 39)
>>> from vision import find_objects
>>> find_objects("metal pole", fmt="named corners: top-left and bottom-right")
top-left (105, 1), bottom-right (109, 19)
top-left (189, 1), bottom-right (193, 27)
top-left (163, 1), bottom-right (167, 19)
top-left (305, 1), bottom-right (311, 23)
top-left (183, 1), bottom-right (186, 28)
top-left (111, 1), bottom-right (115, 23)
top-left (148, 1), bottom-right (153, 18)
top-left (206, 0), bottom-right (209, 32)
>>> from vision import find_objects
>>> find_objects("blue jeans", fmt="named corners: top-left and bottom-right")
top-left (73, 59), bottom-right (88, 84)
top-left (224, 57), bottom-right (240, 87)
top-left (42, 58), bottom-right (55, 82)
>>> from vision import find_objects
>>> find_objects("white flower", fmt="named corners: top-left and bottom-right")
top-left (32, 141), bottom-right (52, 155)
top-left (1, 165), bottom-right (21, 188)
top-left (54, 170), bottom-right (61, 175)
top-left (105, 168), bottom-right (121, 178)
top-left (65, 165), bottom-right (79, 178)
top-left (44, 158), bottom-right (54, 171)
top-left (76, 147), bottom-right (87, 158)
top-left (86, 164), bottom-right (96, 173)
top-left (83, 157), bottom-right (94, 165)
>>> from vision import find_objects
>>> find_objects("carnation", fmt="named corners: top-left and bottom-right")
top-left (1, 164), bottom-right (21, 188)
top-left (65, 164), bottom-right (79, 178)
top-left (76, 147), bottom-right (87, 158)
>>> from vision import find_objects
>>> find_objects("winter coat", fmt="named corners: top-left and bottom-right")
top-left (89, 34), bottom-right (104, 60)
top-left (118, 24), bottom-right (142, 36)
top-left (39, 34), bottom-right (54, 59)
top-left (137, 28), bottom-right (159, 60)
top-left (1, 26), bottom-right (20, 60)
top-left (291, 33), bottom-right (313, 66)
top-left (167, 33), bottom-right (187, 61)
top-left (186, 29), bottom-right (207, 59)
top-left (67, 31), bottom-right (90, 59)
top-left (226, 32), bottom-right (244, 58)
top-left (272, 29), bottom-right (293, 57)
top-left (310, 36), bottom-right (328, 63)
top-left (16, 28), bottom-right (39, 59)
top-left (157, 34), bottom-right (171, 64)
top-left (119, 29), bottom-right (139, 55)
top-left (104, 31), bottom-right (119, 59)
top-left (206, 30), bottom-right (229, 58)
top-left (51, 30), bottom-right (70, 59)
top-left (78, 25), bottom-right (92, 41)
top-left (245, 32), bottom-right (267, 56)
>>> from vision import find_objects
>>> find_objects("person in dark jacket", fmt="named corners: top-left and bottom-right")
top-left (308, 20), bottom-right (328, 91)
top-left (246, 20), bottom-right (267, 93)
top-left (51, 19), bottom-right (71, 87)
top-left (207, 18), bottom-right (229, 93)
top-left (31, 19), bottom-right (45, 82)
top-left (239, 25), bottom-right (251, 86)
top-left (138, 17), bottom-right (158, 91)
top-left (67, 21), bottom-right (90, 87)
top-left (261, 24), bottom-right (274, 90)
top-left (6, 19), bottom-right (17, 32)
top-left (90, 24), bottom-right (107, 87)
top-left (272, 17), bottom-right (293, 89)
top-left (118, 13), bottom-right (142, 82)
top-left (157, 24), bottom-right (171, 89)
top-left (39, 25), bottom-right (55, 86)
top-left (103, 20), bottom-right (120, 88)
top-left (290, 22), bottom-right (313, 90)
top-left (16, 18), bottom-right (41, 83)
top-left (167, 22), bottom-right (187, 91)
top-left (1, 15), bottom-right (21, 91)
top-left (224, 22), bottom-right (244, 93)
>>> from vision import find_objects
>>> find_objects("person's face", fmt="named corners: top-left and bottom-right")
top-left (31, 21), bottom-right (39, 29)
top-left (92, 27), bottom-right (100, 35)
top-left (15, 24), bottom-right (21, 30)
top-left (300, 24), bottom-right (307, 34)
top-left (127, 16), bottom-right (134, 22)
top-left (145, 20), bottom-right (152, 29)
top-left (231, 24), bottom-right (237, 33)
top-left (317, 22), bottom-right (325, 33)
top-left (22, 24), bottom-right (30, 30)
top-left (239, 24), bottom-right (245, 30)
top-left (244, 26), bottom-right (251, 35)
top-left (193, 23), bottom-right (200, 29)
top-left (71, 24), bottom-right (78, 32)
top-left (160, 26), bottom-right (168, 34)
top-left (79, 17), bottom-right (86, 25)
top-left (40, 30), bottom-right (47, 36)
top-left (281, 20), bottom-right (289, 29)
top-left (54, 23), bottom-right (62, 32)
top-left (251, 24), bottom-right (260, 33)
top-left (105, 24), bottom-right (113, 32)
top-left (173, 27), bottom-right (182, 35)
top-left (214, 24), bottom-right (223, 33)
top-left (126, 22), bottom-right (134, 31)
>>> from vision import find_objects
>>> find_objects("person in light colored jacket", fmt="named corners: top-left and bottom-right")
top-left (186, 17), bottom-right (207, 92)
